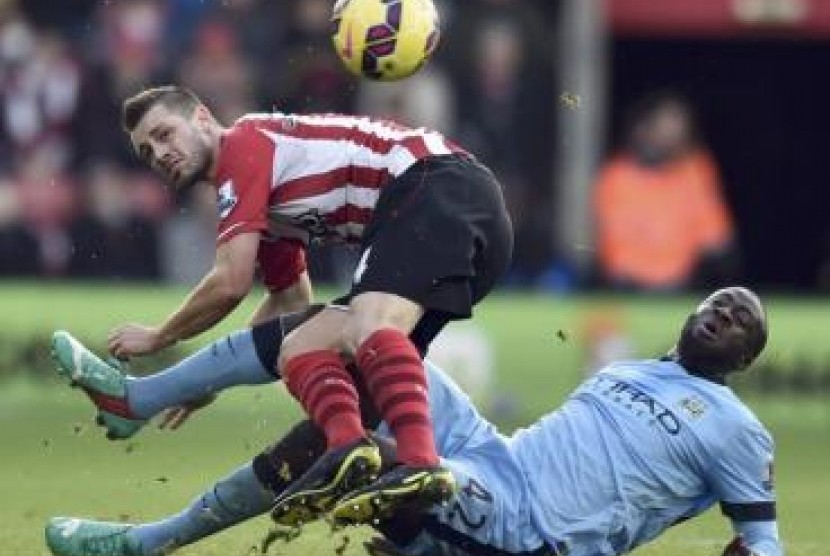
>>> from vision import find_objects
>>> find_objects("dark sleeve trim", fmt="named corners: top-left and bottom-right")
top-left (720, 501), bottom-right (776, 521)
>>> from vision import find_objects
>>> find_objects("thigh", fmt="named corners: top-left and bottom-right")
top-left (277, 305), bottom-right (349, 364)
top-left (344, 291), bottom-right (425, 352)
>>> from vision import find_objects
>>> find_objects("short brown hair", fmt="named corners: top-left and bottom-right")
top-left (122, 85), bottom-right (202, 132)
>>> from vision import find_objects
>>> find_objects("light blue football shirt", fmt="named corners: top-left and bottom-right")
top-left (510, 358), bottom-right (778, 556)
top-left (416, 362), bottom-right (546, 554)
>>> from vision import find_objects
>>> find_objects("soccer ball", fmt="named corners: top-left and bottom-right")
top-left (331, 0), bottom-right (440, 81)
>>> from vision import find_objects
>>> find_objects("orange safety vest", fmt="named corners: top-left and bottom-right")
top-left (593, 149), bottom-right (733, 288)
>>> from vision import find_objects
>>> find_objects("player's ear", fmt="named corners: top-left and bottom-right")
top-left (193, 105), bottom-right (212, 129)
top-left (737, 347), bottom-right (754, 370)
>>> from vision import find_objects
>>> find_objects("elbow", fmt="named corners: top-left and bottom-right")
top-left (222, 287), bottom-right (249, 306)
top-left (215, 271), bottom-right (254, 305)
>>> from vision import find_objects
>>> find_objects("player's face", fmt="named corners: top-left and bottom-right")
top-left (130, 104), bottom-right (213, 193)
top-left (632, 102), bottom-right (692, 163)
top-left (648, 104), bottom-right (690, 152)
top-left (678, 287), bottom-right (766, 376)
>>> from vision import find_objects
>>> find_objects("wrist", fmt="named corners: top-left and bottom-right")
top-left (155, 328), bottom-right (179, 350)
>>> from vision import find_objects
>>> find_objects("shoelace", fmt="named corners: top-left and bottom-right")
top-left (80, 530), bottom-right (129, 556)
top-left (105, 357), bottom-right (131, 377)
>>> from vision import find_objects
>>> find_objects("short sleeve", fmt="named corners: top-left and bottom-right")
top-left (709, 423), bottom-right (777, 522)
top-left (215, 123), bottom-right (276, 245)
top-left (257, 238), bottom-right (307, 292)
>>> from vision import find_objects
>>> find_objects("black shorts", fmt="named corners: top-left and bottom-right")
top-left (335, 154), bottom-right (513, 352)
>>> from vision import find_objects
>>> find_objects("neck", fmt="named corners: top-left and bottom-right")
top-left (671, 352), bottom-right (728, 385)
top-left (206, 123), bottom-right (227, 184)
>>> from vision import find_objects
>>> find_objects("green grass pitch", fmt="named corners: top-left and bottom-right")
top-left (0, 283), bottom-right (828, 555)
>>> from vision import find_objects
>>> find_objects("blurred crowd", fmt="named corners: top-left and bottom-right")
top-left (592, 92), bottom-right (738, 292)
top-left (0, 0), bottom-right (559, 287)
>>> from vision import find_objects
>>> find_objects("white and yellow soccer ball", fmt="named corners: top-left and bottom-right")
top-left (331, 0), bottom-right (440, 81)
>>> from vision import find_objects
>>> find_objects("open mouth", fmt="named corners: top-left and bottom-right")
top-left (167, 162), bottom-right (182, 183)
top-left (162, 158), bottom-right (181, 178)
top-left (696, 320), bottom-right (719, 341)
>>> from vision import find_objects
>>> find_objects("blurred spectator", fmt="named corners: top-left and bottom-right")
top-left (593, 91), bottom-right (738, 291)
top-left (0, 174), bottom-right (26, 274)
top-left (67, 161), bottom-right (162, 281)
top-left (0, 0), bottom-right (36, 173)
top-left (0, 16), bottom-right (80, 174)
top-left (442, 0), bottom-right (557, 187)
top-left (74, 0), bottom-right (167, 167)
top-left (163, 0), bottom-right (218, 65)
top-left (0, 144), bottom-right (76, 276)
top-left (0, 0), bottom-right (563, 289)
top-left (211, 0), bottom-right (287, 103)
top-left (357, 66), bottom-right (455, 134)
top-left (442, 2), bottom-right (558, 287)
top-left (273, 0), bottom-right (356, 113)
top-left (178, 18), bottom-right (256, 123)
top-left (17, 0), bottom-right (98, 39)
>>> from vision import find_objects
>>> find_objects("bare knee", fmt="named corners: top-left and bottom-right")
top-left (277, 331), bottom-right (306, 369)
top-left (277, 308), bottom-right (349, 369)
top-left (343, 293), bottom-right (424, 355)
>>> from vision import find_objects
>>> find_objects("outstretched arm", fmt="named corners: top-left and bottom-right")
top-left (109, 232), bottom-right (260, 358)
top-left (712, 424), bottom-right (783, 556)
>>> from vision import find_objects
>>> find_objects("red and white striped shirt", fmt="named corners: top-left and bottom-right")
top-left (212, 112), bottom-right (466, 291)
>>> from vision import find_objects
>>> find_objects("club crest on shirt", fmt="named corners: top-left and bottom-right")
top-left (217, 180), bottom-right (238, 219)
top-left (678, 396), bottom-right (707, 419)
top-left (286, 209), bottom-right (329, 245)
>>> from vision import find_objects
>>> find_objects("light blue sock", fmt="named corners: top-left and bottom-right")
top-left (126, 330), bottom-right (276, 419)
top-left (127, 463), bottom-right (274, 556)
